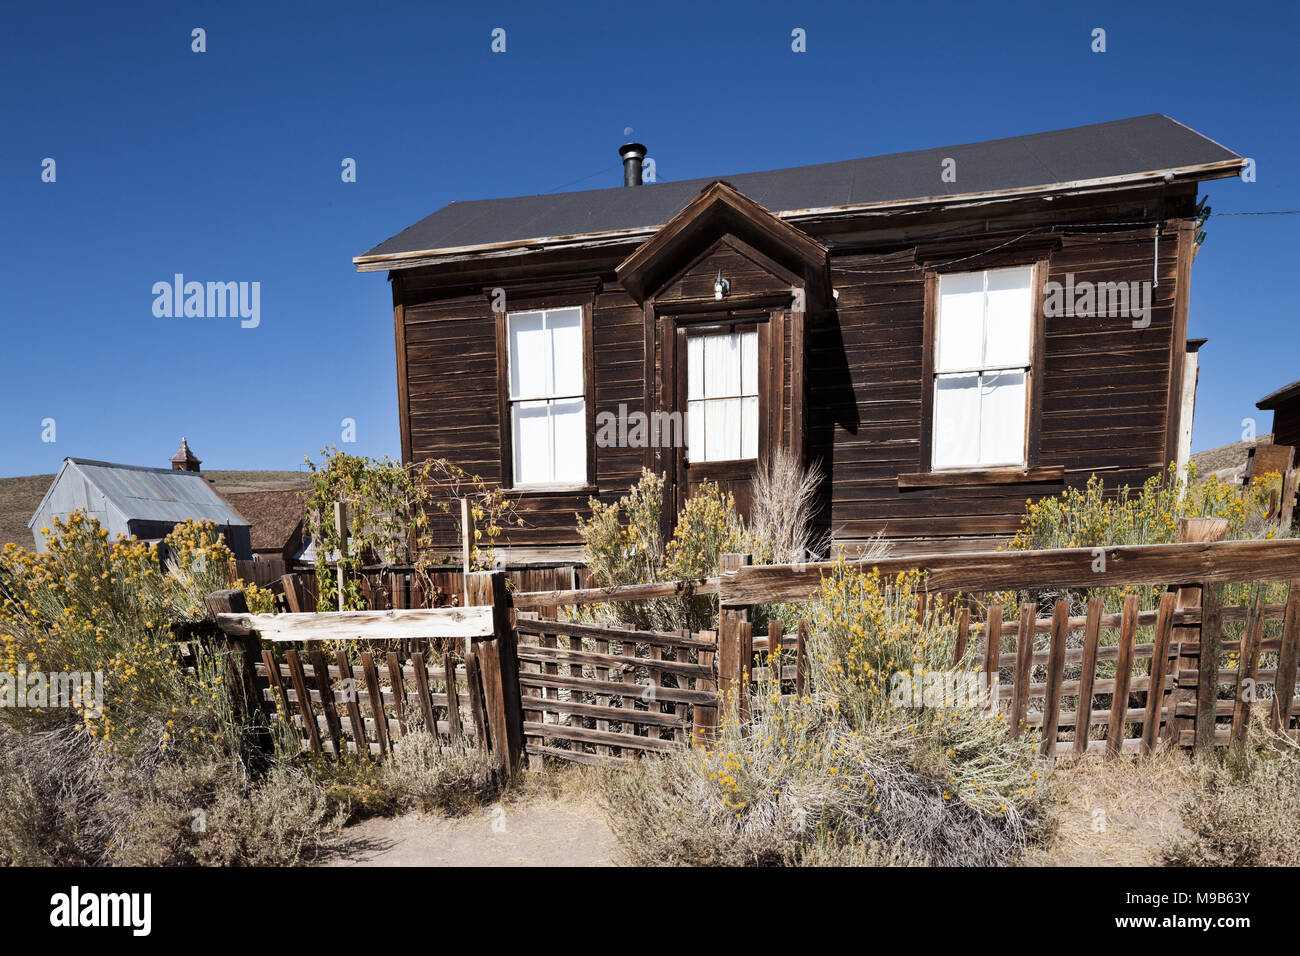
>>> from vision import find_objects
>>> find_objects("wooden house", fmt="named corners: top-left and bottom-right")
top-left (356, 115), bottom-right (1245, 562)
top-left (1258, 379), bottom-right (1300, 450)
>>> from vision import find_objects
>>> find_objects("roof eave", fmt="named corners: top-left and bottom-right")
top-left (27, 458), bottom-right (72, 532)
top-left (353, 158), bottom-right (1245, 274)
top-left (1257, 380), bottom-right (1300, 410)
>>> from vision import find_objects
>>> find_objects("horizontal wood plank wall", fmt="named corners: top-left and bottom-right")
top-left (396, 193), bottom-right (1194, 556)
top-left (655, 242), bottom-right (790, 303)
top-left (398, 277), bottom-right (649, 551)
top-left (817, 224), bottom-right (1183, 545)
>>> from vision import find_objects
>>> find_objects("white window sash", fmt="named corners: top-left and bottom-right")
top-left (508, 307), bottom-right (587, 486)
top-left (931, 268), bottom-right (1033, 470)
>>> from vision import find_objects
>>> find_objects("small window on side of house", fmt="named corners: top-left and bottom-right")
top-left (507, 307), bottom-right (586, 487)
top-left (931, 267), bottom-right (1033, 470)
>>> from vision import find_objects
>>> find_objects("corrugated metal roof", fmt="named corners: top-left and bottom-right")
top-left (36, 459), bottom-right (250, 528)
top-left (357, 114), bottom-right (1242, 265)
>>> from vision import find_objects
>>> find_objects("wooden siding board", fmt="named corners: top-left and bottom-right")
top-left (395, 209), bottom-right (1186, 553)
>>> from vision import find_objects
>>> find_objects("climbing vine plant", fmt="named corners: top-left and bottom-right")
top-left (302, 448), bottom-right (522, 610)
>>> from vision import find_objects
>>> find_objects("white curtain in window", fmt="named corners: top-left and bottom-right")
top-left (980, 369), bottom-right (1026, 465)
top-left (512, 400), bottom-right (551, 486)
top-left (688, 336), bottom-right (704, 401)
top-left (704, 334), bottom-right (740, 398)
top-left (932, 374), bottom-right (980, 469)
top-left (550, 397), bottom-right (586, 483)
top-left (686, 329), bottom-right (759, 463)
top-left (936, 272), bottom-right (984, 371)
top-left (983, 268), bottom-right (1033, 367)
top-left (933, 267), bottom-right (1032, 469)
top-left (509, 312), bottom-right (547, 398)
top-left (741, 395), bottom-right (759, 459)
top-left (548, 308), bottom-right (584, 396)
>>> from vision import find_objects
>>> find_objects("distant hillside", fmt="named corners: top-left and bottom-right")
top-left (0, 470), bottom-right (311, 549)
top-left (1190, 435), bottom-right (1272, 484)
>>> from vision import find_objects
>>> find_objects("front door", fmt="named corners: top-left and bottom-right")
top-left (673, 314), bottom-right (771, 520)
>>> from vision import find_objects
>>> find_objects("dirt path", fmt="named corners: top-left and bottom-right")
top-left (324, 794), bottom-right (618, 867)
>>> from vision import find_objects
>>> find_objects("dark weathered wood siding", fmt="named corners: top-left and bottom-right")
top-left (814, 222), bottom-right (1188, 544)
top-left (393, 186), bottom-right (1199, 556)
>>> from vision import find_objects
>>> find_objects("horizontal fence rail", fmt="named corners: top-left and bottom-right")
top-left (719, 539), bottom-right (1300, 606)
top-left (512, 576), bottom-right (719, 611)
top-left (215, 606), bottom-right (495, 642)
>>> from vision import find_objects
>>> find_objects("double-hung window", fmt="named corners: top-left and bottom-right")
top-left (931, 267), bottom-right (1033, 470)
top-left (507, 307), bottom-right (587, 487)
top-left (686, 328), bottom-right (759, 462)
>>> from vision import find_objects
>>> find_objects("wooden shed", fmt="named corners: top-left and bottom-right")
top-left (356, 114), bottom-right (1245, 561)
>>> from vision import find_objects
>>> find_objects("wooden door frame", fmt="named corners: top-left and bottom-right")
top-left (658, 301), bottom-right (786, 519)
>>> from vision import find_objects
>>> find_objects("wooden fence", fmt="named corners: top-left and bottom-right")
top-left (211, 532), bottom-right (1300, 773)
top-left (209, 571), bottom-right (524, 777)
top-left (508, 530), bottom-right (1300, 764)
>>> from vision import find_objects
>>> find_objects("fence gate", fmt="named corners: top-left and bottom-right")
top-left (513, 616), bottom-right (719, 766)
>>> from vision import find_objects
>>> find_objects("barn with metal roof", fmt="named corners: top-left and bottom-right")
top-left (27, 457), bottom-right (252, 558)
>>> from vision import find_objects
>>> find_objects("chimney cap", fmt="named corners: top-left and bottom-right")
top-left (619, 142), bottom-right (647, 187)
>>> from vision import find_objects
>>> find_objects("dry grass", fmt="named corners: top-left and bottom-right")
top-left (1163, 726), bottom-right (1300, 866)
top-left (379, 733), bottom-right (504, 815)
top-left (750, 449), bottom-right (828, 564)
top-left (0, 726), bottom-right (344, 866)
top-left (1026, 747), bottom-right (1195, 866)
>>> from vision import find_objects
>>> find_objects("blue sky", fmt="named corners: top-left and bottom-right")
top-left (1, 0), bottom-right (1295, 477)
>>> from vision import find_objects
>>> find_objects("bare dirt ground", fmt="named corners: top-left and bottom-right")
top-left (325, 794), bottom-right (618, 867)
top-left (321, 755), bottom-right (1196, 868)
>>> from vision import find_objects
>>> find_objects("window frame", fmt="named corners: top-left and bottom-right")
top-left (493, 288), bottom-right (597, 494)
top-left (918, 259), bottom-right (1047, 477)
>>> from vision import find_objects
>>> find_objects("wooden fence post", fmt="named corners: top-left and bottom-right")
top-left (334, 500), bottom-right (350, 610)
top-left (279, 573), bottom-right (306, 613)
top-left (717, 553), bottom-right (753, 730)
top-left (204, 589), bottom-right (273, 758)
top-left (1271, 582), bottom-right (1300, 733)
top-left (1170, 517), bottom-right (1228, 744)
top-left (1195, 585), bottom-right (1226, 754)
top-left (1074, 598), bottom-right (1103, 756)
top-left (692, 630), bottom-right (719, 744)
top-left (1010, 601), bottom-right (1035, 737)
top-left (1106, 594), bottom-right (1139, 758)
top-left (1039, 601), bottom-right (1069, 758)
top-left (1142, 592), bottom-right (1177, 756)
top-left (466, 571), bottom-right (523, 778)
top-left (1230, 587), bottom-right (1266, 754)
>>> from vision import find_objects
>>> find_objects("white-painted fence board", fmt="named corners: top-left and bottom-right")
top-left (216, 605), bottom-right (494, 642)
